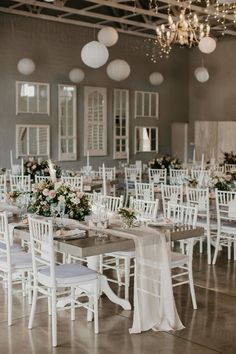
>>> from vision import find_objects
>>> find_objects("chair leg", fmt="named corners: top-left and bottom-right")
top-left (51, 289), bottom-right (57, 347)
top-left (234, 239), bottom-right (236, 261)
top-left (28, 284), bottom-right (38, 329)
top-left (71, 287), bottom-right (75, 321)
top-left (28, 272), bottom-right (32, 305)
top-left (188, 263), bottom-right (197, 310)
top-left (199, 238), bottom-right (203, 254)
top-left (99, 255), bottom-right (103, 274)
top-left (212, 231), bottom-right (221, 265)
top-left (227, 240), bottom-right (231, 260)
top-left (124, 258), bottom-right (130, 301)
top-left (48, 296), bottom-right (52, 316)
top-left (94, 281), bottom-right (99, 334)
top-left (115, 258), bottom-right (122, 287)
top-left (206, 229), bottom-right (212, 265)
top-left (7, 273), bottom-right (12, 326)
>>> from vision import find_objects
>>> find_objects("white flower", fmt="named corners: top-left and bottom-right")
top-left (54, 181), bottom-right (62, 191)
top-left (58, 195), bottom-right (66, 203)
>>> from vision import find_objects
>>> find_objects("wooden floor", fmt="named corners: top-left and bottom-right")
top-left (0, 246), bottom-right (236, 354)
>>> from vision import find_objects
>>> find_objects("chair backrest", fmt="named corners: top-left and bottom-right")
top-left (0, 211), bottom-right (11, 256)
top-left (215, 189), bottom-right (236, 222)
top-left (135, 182), bottom-right (154, 201)
top-left (98, 195), bottom-right (123, 212)
top-left (29, 216), bottom-right (56, 286)
top-left (148, 168), bottom-right (167, 185)
top-left (210, 165), bottom-right (224, 173)
top-left (161, 184), bottom-right (183, 217)
top-left (186, 186), bottom-right (209, 212)
top-left (61, 176), bottom-right (83, 191)
top-left (125, 167), bottom-right (142, 183)
top-left (35, 175), bottom-right (51, 184)
top-left (9, 175), bottom-right (31, 192)
top-left (225, 164), bottom-right (236, 173)
top-left (167, 203), bottom-right (198, 228)
top-left (0, 174), bottom-right (7, 198)
top-left (98, 167), bottom-right (116, 181)
top-left (169, 169), bottom-right (188, 185)
top-left (130, 197), bottom-right (159, 222)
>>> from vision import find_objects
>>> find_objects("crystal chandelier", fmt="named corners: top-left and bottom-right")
top-left (155, 9), bottom-right (211, 56)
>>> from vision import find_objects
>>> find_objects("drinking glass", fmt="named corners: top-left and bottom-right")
top-left (50, 203), bottom-right (59, 228)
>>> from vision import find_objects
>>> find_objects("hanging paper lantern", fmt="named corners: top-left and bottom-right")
top-left (17, 58), bottom-right (35, 75)
top-left (81, 41), bottom-right (109, 69)
top-left (149, 72), bottom-right (164, 86)
top-left (106, 59), bottom-right (130, 81)
top-left (194, 67), bottom-right (209, 83)
top-left (98, 27), bottom-right (119, 47)
top-left (69, 68), bottom-right (85, 83)
top-left (199, 37), bottom-right (216, 54)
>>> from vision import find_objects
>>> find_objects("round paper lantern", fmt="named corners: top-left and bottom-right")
top-left (149, 72), bottom-right (164, 86)
top-left (199, 37), bottom-right (216, 54)
top-left (69, 68), bottom-right (85, 83)
top-left (81, 41), bottom-right (109, 69)
top-left (98, 27), bottom-right (119, 47)
top-left (106, 59), bottom-right (130, 81)
top-left (194, 67), bottom-right (209, 83)
top-left (17, 58), bottom-right (35, 75)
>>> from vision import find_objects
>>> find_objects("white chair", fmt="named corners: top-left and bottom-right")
top-left (148, 168), bottom-right (167, 186)
top-left (61, 176), bottom-right (83, 190)
top-left (186, 187), bottom-right (214, 264)
top-left (28, 216), bottom-right (99, 347)
top-left (210, 165), bottom-right (224, 173)
top-left (169, 169), bottom-right (189, 185)
top-left (135, 182), bottom-right (154, 201)
top-left (98, 167), bottom-right (116, 181)
top-left (0, 174), bottom-right (7, 200)
top-left (35, 175), bottom-right (51, 184)
top-left (161, 184), bottom-right (183, 218)
top-left (130, 197), bottom-right (159, 223)
top-left (0, 212), bottom-right (33, 326)
top-left (167, 203), bottom-right (198, 309)
top-left (9, 175), bottom-right (31, 192)
top-left (225, 164), bottom-right (236, 173)
top-left (98, 195), bottom-right (123, 213)
top-left (190, 169), bottom-right (211, 187)
top-left (124, 167), bottom-right (142, 205)
top-left (212, 190), bottom-right (236, 264)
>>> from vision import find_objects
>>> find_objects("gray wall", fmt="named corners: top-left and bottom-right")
top-left (188, 37), bottom-right (236, 144)
top-left (0, 13), bottom-right (189, 169)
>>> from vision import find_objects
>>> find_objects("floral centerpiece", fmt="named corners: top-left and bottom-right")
top-left (5, 191), bottom-right (22, 205)
top-left (118, 207), bottom-right (136, 229)
top-left (185, 177), bottom-right (198, 188)
top-left (23, 158), bottom-right (61, 180)
top-left (223, 151), bottom-right (236, 165)
top-left (27, 180), bottom-right (91, 221)
top-left (208, 173), bottom-right (231, 191)
top-left (148, 155), bottom-right (182, 173)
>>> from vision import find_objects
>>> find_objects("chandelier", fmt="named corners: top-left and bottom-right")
top-left (155, 9), bottom-right (211, 56)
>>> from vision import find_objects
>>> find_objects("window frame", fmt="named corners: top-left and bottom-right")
top-left (134, 90), bottom-right (159, 119)
top-left (134, 126), bottom-right (159, 153)
top-left (113, 88), bottom-right (129, 160)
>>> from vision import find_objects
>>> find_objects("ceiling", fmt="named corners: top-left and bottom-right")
top-left (0, 0), bottom-right (236, 41)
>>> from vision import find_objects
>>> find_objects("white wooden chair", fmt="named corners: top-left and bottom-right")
top-left (124, 167), bottom-right (142, 205)
top-left (225, 164), bottom-right (236, 173)
top-left (35, 175), bottom-right (51, 184)
top-left (169, 169), bottom-right (189, 185)
top-left (9, 175), bottom-right (31, 192)
top-left (148, 168), bottom-right (167, 186)
top-left (0, 212), bottom-right (33, 326)
top-left (190, 169), bottom-right (211, 187)
top-left (135, 182), bottom-right (154, 201)
top-left (212, 190), bottom-right (236, 264)
top-left (186, 187), bottom-right (214, 264)
top-left (28, 216), bottom-right (99, 347)
top-left (0, 174), bottom-right (7, 200)
top-left (167, 203), bottom-right (198, 309)
top-left (61, 176), bottom-right (83, 190)
top-left (161, 184), bottom-right (183, 218)
top-left (130, 197), bottom-right (159, 223)
top-left (98, 167), bottom-right (116, 181)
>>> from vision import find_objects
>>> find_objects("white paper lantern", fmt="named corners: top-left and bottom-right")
top-left (194, 67), bottom-right (209, 83)
top-left (98, 27), bottom-right (119, 47)
top-left (17, 58), bottom-right (35, 75)
top-left (106, 59), bottom-right (130, 81)
top-left (149, 72), bottom-right (164, 86)
top-left (199, 37), bottom-right (216, 54)
top-left (81, 41), bottom-right (109, 69)
top-left (69, 68), bottom-right (85, 83)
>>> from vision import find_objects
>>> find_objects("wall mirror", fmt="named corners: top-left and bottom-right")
top-left (16, 81), bottom-right (50, 114)
top-left (135, 127), bottom-right (158, 153)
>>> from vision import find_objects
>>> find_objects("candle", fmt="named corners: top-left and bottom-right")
top-left (192, 148), bottom-right (196, 165)
top-left (21, 158), bottom-right (24, 179)
top-left (48, 159), bottom-right (57, 183)
top-left (10, 150), bottom-right (13, 170)
top-left (102, 163), bottom-right (107, 196)
top-left (87, 150), bottom-right (90, 169)
top-left (127, 141), bottom-right (130, 165)
top-left (201, 153), bottom-right (204, 170)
